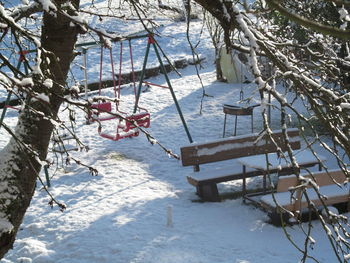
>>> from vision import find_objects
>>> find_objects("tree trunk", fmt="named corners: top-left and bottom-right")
top-left (215, 48), bottom-right (225, 81)
top-left (0, 1), bottom-right (80, 259)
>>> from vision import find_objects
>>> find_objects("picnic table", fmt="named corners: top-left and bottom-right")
top-left (236, 149), bottom-right (325, 199)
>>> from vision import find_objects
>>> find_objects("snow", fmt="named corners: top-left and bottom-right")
top-left (37, 0), bottom-right (57, 13)
top-left (33, 93), bottom-right (50, 103)
top-left (194, 129), bottom-right (299, 156)
top-left (0, 143), bottom-right (22, 236)
top-left (237, 149), bottom-right (325, 170)
top-left (261, 183), bottom-right (349, 208)
top-left (0, 213), bottom-right (13, 235)
top-left (187, 163), bottom-right (256, 181)
top-left (43, 79), bottom-right (53, 89)
top-left (0, 3), bottom-right (349, 263)
top-left (340, 102), bottom-right (350, 110)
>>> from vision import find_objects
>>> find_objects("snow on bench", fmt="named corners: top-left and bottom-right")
top-left (180, 129), bottom-right (323, 202)
top-left (186, 163), bottom-right (259, 185)
top-left (260, 169), bottom-right (349, 224)
top-left (181, 129), bottom-right (300, 167)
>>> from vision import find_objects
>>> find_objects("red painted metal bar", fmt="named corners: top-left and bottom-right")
top-left (143, 81), bottom-right (169, 89)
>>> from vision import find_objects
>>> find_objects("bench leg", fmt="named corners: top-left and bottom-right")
top-left (251, 112), bottom-right (254, 133)
top-left (269, 211), bottom-right (290, 226)
top-left (242, 165), bottom-right (247, 196)
top-left (197, 184), bottom-right (220, 202)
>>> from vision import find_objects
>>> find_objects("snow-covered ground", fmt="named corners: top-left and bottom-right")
top-left (0, 4), bottom-right (346, 263)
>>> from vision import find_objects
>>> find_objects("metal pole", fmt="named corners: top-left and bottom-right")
top-left (268, 78), bottom-right (275, 127)
top-left (75, 34), bottom-right (150, 49)
top-left (44, 165), bottom-right (51, 188)
top-left (23, 61), bottom-right (29, 75)
top-left (82, 48), bottom-right (88, 100)
top-left (234, 115), bottom-right (238, 136)
top-left (268, 91), bottom-right (271, 126)
top-left (16, 60), bottom-right (22, 74)
top-left (223, 114), bottom-right (227, 138)
top-left (151, 38), bottom-right (193, 143)
top-left (133, 39), bottom-right (151, 113)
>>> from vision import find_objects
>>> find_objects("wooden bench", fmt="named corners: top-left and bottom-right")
top-left (180, 128), bottom-right (322, 202)
top-left (260, 169), bottom-right (349, 224)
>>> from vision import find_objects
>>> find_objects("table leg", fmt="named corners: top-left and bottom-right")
top-left (251, 112), bottom-right (254, 133)
top-left (242, 165), bottom-right (246, 200)
top-left (193, 165), bottom-right (200, 172)
top-left (234, 115), bottom-right (238, 136)
top-left (223, 114), bottom-right (227, 138)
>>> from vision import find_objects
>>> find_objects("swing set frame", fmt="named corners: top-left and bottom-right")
top-left (80, 33), bottom-right (193, 143)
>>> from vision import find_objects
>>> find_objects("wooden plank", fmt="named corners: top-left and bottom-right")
top-left (312, 170), bottom-right (346, 187)
top-left (294, 170), bottom-right (347, 212)
top-left (181, 129), bottom-right (300, 166)
top-left (277, 170), bottom-right (347, 193)
top-left (270, 169), bottom-right (348, 212)
top-left (296, 194), bottom-right (349, 211)
top-left (187, 176), bottom-right (199, 186)
top-left (186, 169), bottom-right (262, 186)
top-left (277, 176), bottom-right (299, 192)
top-left (261, 190), bottom-right (349, 212)
top-left (187, 158), bottom-right (320, 188)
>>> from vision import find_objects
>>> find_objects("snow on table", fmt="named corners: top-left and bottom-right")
top-left (236, 149), bottom-right (325, 171)
top-left (260, 181), bottom-right (349, 208)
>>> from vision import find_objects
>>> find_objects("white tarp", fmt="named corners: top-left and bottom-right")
top-left (219, 46), bottom-right (253, 83)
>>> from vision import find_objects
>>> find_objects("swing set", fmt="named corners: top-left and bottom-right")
top-left (84, 34), bottom-right (193, 143)
top-left (87, 40), bottom-right (150, 141)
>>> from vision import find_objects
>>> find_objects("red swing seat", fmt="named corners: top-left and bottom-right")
top-left (98, 111), bottom-right (150, 141)
top-left (98, 126), bottom-right (140, 141)
top-left (92, 102), bottom-right (112, 112)
top-left (119, 111), bottom-right (150, 132)
top-left (87, 102), bottom-right (118, 123)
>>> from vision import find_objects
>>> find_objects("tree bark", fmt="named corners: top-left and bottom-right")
top-left (215, 48), bottom-right (225, 81)
top-left (194, 0), bottom-right (237, 34)
top-left (0, 1), bottom-right (80, 259)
